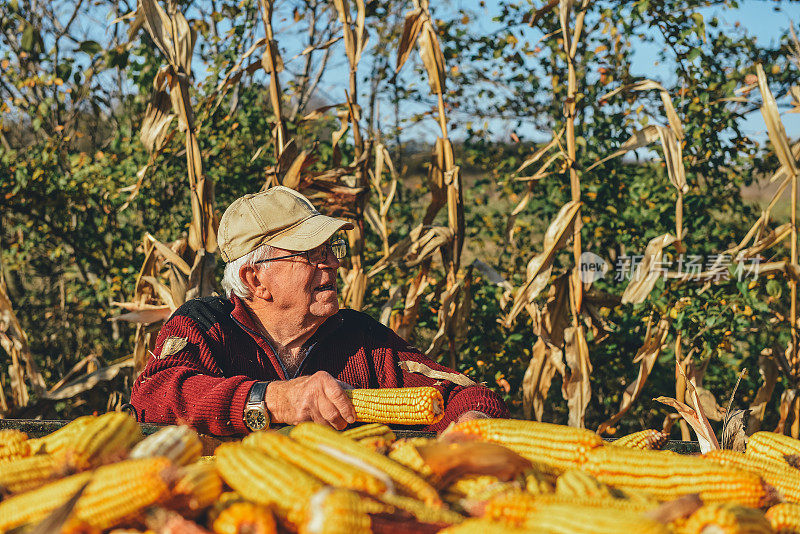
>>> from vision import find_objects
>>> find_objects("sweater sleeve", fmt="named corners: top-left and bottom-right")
top-left (370, 321), bottom-right (509, 432)
top-left (130, 314), bottom-right (256, 436)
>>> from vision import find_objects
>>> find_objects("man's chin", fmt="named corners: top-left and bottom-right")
top-left (310, 299), bottom-right (340, 318)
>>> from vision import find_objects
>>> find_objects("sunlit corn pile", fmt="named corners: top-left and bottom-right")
top-left (6, 411), bottom-right (800, 533)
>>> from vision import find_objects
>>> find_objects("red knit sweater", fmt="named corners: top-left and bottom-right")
top-left (130, 295), bottom-right (508, 435)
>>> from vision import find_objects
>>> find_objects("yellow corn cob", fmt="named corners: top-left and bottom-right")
top-left (165, 461), bottom-right (223, 516)
top-left (514, 502), bottom-right (672, 534)
top-left (0, 452), bottom-right (64, 493)
top-left (747, 431), bottom-right (800, 465)
top-left (290, 422), bottom-right (443, 507)
top-left (387, 438), bottom-right (436, 479)
top-left (130, 425), bottom-right (202, 466)
top-left (344, 387), bottom-right (444, 425)
top-left (243, 430), bottom-right (387, 496)
top-left (378, 493), bottom-right (465, 525)
top-left (766, 503), bottom-right (800, 533)
top-left (356, 435), bottom-right (395, 453)
top-left (443, 418), bottom-right (603, 476)
top-left (215, 442), bottom-right (323, 527)
top-left (483, 490), bottom-right (657, 526)
top-left (298, 487), bottom-right (384, 534)
top-left (344, 424), bottom-right (397, 453)
top-left (438, 519), bottom-right (531, 534)
top-left (211, 501), bottom-right (277, 534)
top-left (681, 503), bottom-right (772, 534)
top-left (443, 475), bottom-right (523, 504)
top-left (0, 429), bottom-right (31, 460)
top-left (582, 447), bottom-right (772, 507)
top-left (27, 416), bottom-right (97, 455)
top-left (612, 429), bottom-right (669, 450)
top-left (705, 449), bottom-right (800, 503)
top-left (0, 457), bottom-right (172, 532)
top-left (525, 468), bottom-right (555, 494)
top-left (555, 469), bottom-right (625, 499)
top-left (59, 412), bottom-right (143, 470)
top-left (342, 423), bottom-right (397, 442)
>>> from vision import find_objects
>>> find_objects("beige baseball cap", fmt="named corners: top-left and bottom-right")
top-left (217, 186), bottom-right (354, 262)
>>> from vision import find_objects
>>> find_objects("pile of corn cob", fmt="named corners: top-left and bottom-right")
top-left (4, 389), bottom-right (800, 533)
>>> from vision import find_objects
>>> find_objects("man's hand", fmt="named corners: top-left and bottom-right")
top-left (265, 371), bottom-right (356, 430)
top-left (456, 410), bottom-right (490, 423)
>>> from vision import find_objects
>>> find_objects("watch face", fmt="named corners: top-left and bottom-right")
top-left (245, 409), bottom-right (267, 430)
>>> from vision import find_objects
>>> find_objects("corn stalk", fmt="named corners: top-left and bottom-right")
top-left (560, 0), bottom-right (590, 427)
top-left (333, 0), bottom-right (370, 311)
top-left (258, 0), bottom-right (288, 185)
top-left (756, 63), bottom-right (800, 437)
top-left (392, 0), bottom-right (467, 363)
top-left (118, 0), bottom-right (218, 376)
top-left (0, 271), bottom-right (46, 413)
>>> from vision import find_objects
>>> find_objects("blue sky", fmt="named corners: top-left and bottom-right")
top-left (452, 0), bottom-right (800, 141)
top-left (76, 0), bottom-right (800, 143)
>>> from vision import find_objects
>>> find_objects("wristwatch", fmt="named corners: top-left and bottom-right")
top-left (243, 381), bottom-right (271, 432)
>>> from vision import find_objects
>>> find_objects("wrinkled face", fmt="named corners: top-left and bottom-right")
top-left (260, 242), bottom-right (341, 324)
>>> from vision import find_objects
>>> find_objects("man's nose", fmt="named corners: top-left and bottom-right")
top-left (322, 247), bottom-right (340, 269)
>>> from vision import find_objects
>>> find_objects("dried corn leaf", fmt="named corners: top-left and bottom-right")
top-left (522, 339), bottom-right (559, 421)
top-left (43, 359), bottom-right (133, 401)
top-left (333, 0), bottom-right (357, 66)
top-left (354, 0), bottom-right (367, 65)
top-left (514, 152), bottom-right (562, 182)
top-left (749, 353), bottom-right (779, 432)
top-left (139, 0), bottom-right (195, 71)
top-left (281, 149), bottom-right (311, 190)
top-left (379, 285), bottom-right (401, 326)
top-left (145, 233), bottom-right (191, 275)
top-left (721, 409), bottom-right (749, 452)
top-left (601, 80), bottom-right (683, 139)
top-left (364, 205), bottom-right (387, 245)
top-left (504, 201), bottom-right (582, 326)
top-left (140, 276), bottom-right (177, 311)
top-left (656, 369), bottom-right (720, 453)
top-left (423, 137), bottom-right (452, 225)
top-left (597, 317), bottom-right (670, 434)
top-left (585, 125), bottom-right (660, 172)
top-left (515, 134), bottom-right (562, 175)
top-left (621, 233), bottom-right (677, 304)
top-left (757, 64), bottom-right (798, 176)
top-left (396, 8), bottom-right (424, 73)
top-left (110, 305), bottom-right (172, 324)
top-left (418, 441), bottom-right (532, 488)
top-left (505, 189), bottom-right (532, 247)
top-left (655, 126), bottom-right (688, 194)
top-left (562, 324), bottom-right (591, 428)
top-left (775, 388), bottom-right (798, 435)
top-left (768, 143), bottom-right (800, 182)
top-left (185, 250), bottom-right (216, 300)
top-left (418, 20), bottom-right (446, 94)
top-left (261, 39), bottom-right (283, 74)
top-left (426, 270), bottom-right (472, 358)
top-left (0, 275), bottom-right (46, 409)
top-left (140, 89), bottom-right (174, 153)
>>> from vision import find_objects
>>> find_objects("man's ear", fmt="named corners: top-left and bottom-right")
top-left (240, 264), bottom-right (272, 300)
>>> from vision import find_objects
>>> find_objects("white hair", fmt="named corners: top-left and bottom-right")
top-left (221, 244), bottom-right (274, 299)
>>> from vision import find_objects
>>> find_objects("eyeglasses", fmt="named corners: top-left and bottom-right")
top-left (254, 239), bottom-right (348, 266)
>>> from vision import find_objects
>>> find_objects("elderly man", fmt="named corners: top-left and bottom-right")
top-left (130, 186), bottom-right (508, 435)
